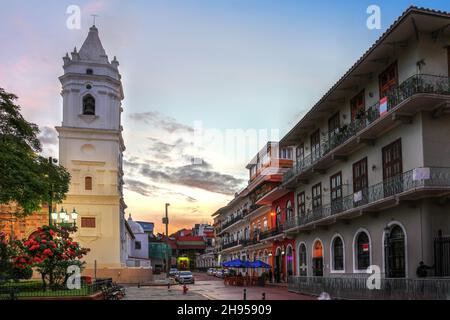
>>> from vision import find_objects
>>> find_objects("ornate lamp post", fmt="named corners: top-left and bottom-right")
top-left (52, 207), bottom-right (78, 227)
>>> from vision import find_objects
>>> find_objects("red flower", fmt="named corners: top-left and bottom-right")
top-left (43, 249), bottom-right (53, 256)
top-left (41, 239), bottom-right (47, 244)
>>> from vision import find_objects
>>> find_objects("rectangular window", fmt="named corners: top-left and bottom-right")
top-left (310, 130), bottom-right (321, 162)
top-left (296, 143), bottom-right (304, 160)
top-left (382, 139), bottom-right (403, 197)
top-left (330, 172), bottom-right (343, 213)
top-left (81, 217), bottom-right (96, 228)
top-left (312, 183), bottom-right (322, 210)
top-left (297, 192), bottom-right (306, 216)
top-left (85, 177), bottom-right (93, 191)
top-left (328, 112), bottom-right (340, 141)
top-left (135, 241), bottom-right (142, 250)
top-left (351, 90), bottom-right (365, 121)
top-left (379, 62), bottom-right (398, 98)
top-left (353, 157), bottom-right (368, 206)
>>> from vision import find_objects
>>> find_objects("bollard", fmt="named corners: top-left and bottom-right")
top-left (262, 292), bottom-right (266, 300)
top-left (243, 288), bottom-right (247, 300)
top-left (137, 282), bottom-right (140, 288)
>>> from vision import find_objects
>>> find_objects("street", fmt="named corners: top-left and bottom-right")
top-left (123, 272), bottom-right (315, 300)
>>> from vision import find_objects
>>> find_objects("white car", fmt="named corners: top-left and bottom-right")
top-left (177, 271), bottom-right (195, 284)
top-left (207, 268), bottom-right (216, 276)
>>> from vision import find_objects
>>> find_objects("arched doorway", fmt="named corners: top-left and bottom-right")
top-left (274, 247), bottom-right (282, 283)
top-left (312, 240), bottom-right (324, 276)
top-left (298, 243), bottom-right (307, 276)
top-left (286, 245), bottom-right (294, 277)
top-left (385, 224), bottom-right (406, 278)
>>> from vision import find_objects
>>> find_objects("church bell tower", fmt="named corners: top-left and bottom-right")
top-left (56, 25), bottom-right (127, 269)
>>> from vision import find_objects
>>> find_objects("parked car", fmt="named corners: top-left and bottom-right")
top-left (215, 269), bottom-right (224, 278)
top-left (177, 271), bottom-right (195, 284)
top-left (169, 268), bottom-right (179, 278)
top-left (207, 268), bottom-right (216, 276)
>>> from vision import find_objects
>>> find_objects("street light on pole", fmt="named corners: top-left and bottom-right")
top-left (47, 157), bottom-right (58, 226)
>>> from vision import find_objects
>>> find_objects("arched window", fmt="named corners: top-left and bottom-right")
top-left (83, 94), bottom-right (96, 115)
top-left (298, 243), bottom-right (307, 276)
top-left (85, 176), bottom-right (93, 190)
top-left (275, 206), bottom-right (282, 229)
top-left (332, 236), bottom-right (344, 271)
top-left (286, 200), bottom-right (293, 222)
top-left (356, 231), bottom-right (370, 270)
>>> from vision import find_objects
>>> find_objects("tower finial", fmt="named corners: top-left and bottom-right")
top-left (91, 14), bottom-right (99, 26)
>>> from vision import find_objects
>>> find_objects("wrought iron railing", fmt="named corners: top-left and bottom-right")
top-left (0, 278), bottom-right (113, 300)
top-left (288, 275), bottom-right (450, 300)
top-left (217, 214), bottom-right (244, 233)
top-left (259, 226), bottom-right (283, 240)
top-left (222, 240), bottom-right (241, 250)
top-left (284, 167), bottom-right (450, 230)
top-left (282, 74), bottom-right (450, 184)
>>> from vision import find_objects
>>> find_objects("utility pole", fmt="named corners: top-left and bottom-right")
top-left (163, 203), bottom-right (170, 277)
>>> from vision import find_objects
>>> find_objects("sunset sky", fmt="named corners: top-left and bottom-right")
top-left (1, 0), bottom-right (449, 234)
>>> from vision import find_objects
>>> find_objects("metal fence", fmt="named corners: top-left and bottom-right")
top-left (284, 167), bottom-right (450, 230)
top-left (0, 278), bottom-right (112, 300)
top-left (282, 74), bottom-right (450, 184)
top-left (288, 275), bottom-right (450, 300)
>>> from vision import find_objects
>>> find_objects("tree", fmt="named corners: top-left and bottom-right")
top-left (17, 225), bottom-right (89, 289)
top-left (0, 87), bottom-right (70, 217)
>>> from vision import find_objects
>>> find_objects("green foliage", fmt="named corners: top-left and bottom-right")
top-left (0, 232), bottom-right (31, 283)
top-left (0, 87), bottom-right (71, 216)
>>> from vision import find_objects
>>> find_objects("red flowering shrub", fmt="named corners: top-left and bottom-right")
top-left (19, 225), bottom-right (89, 288)
top-left (0, 232), bottom-right (32, 282)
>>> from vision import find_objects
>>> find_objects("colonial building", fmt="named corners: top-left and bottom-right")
top-left (214, 142), bottom-right (293, 275)
top-left (277, 7), bottom-right (450, 298)
top-left (55, 25), bottom-right (151, 282)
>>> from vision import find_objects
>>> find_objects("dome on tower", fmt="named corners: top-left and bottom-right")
top-left (127, 214), bottom-right (144, 234)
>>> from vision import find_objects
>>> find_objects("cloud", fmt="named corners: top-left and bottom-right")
top-left (38, 126), bottom-right (58, 145)
top-left (129, 111), bottom-right (194, 133)
top-left (139, 160), bottom-right (244, 195)
top-left (124, 178), bottom-right (198, 203)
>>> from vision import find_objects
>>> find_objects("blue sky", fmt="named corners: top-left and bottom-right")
top-left (1, 0), bottom-right (450, 232)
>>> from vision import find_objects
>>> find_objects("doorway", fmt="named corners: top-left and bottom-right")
top-left (385, 224), bottom-right (406, 278)
top-left (274, 248), bottom-right (282, 283)
top-left (312, 240), bottom-right (324, 277)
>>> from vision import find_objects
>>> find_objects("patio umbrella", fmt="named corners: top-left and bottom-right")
top-left (250, 260), bottom-right (271, 269)
top-left (222, 259), bottom-right (243, 268)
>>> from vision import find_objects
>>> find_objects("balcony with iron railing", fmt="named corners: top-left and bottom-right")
top-left (288, 275), bottom-right (450, 300)
top-left (259, 226), bottom-right (284, 241)
top-left (284, 167), bottom-right (450, 232)
top-left (222, 239), bottom-right (241, 250)
top-left (283, 74), bottom-right (450, 187)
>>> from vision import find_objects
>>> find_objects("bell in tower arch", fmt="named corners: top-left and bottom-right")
top-left (82, 94), bottom-right (96, 115)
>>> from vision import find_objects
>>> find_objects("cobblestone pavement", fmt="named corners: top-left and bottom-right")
top-left (123, 272), bottom-right (315, 300)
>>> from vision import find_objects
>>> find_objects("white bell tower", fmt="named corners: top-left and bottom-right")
top-left (56, 25), bottom-right (127, 269)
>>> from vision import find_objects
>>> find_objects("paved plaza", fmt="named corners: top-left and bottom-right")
top-left (123, 272), bottom-right (315, 300)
